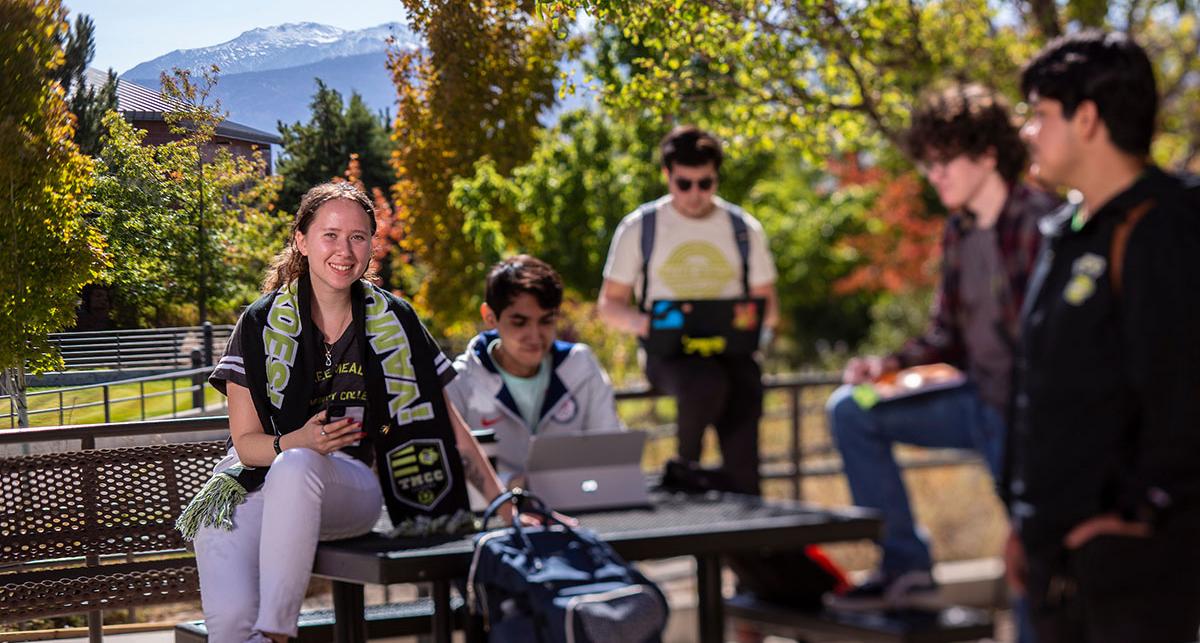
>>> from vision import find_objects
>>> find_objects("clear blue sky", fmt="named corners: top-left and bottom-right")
top-left (65, 0), bottom-right (408, 75)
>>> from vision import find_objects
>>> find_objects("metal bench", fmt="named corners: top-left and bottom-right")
top-left (0, 441), bottom-right (228, 641)
top-left (725, 593), bottom-right (995, 643)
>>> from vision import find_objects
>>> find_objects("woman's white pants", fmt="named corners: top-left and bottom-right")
top-left (194, 448), bottom-right (382, 641)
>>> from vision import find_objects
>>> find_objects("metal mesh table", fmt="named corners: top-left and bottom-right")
top-left (314, 492), bottom-right (881, 643)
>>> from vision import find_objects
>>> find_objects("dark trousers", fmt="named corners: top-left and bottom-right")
top-left (1024, 518), bottom-right (1200, 643)
top-left (645, 353), bottom-right (763, 495)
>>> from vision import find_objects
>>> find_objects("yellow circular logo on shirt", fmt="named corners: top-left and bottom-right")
top-left (658, 242), bottom-right (736, 298)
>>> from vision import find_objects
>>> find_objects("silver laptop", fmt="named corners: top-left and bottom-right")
top-left (524, 431), bottom-right (651, 512)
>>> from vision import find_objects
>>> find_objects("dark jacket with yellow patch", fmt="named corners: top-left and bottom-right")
top-left (1007, 167), bottom-right (1200, 553)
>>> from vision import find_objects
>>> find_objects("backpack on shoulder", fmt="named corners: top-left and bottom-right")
top-left (467, 489), bottom-right (669, 643)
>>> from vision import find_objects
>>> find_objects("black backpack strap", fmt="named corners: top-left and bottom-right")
top-left (638, 204), bottom-right (657, 312)
top-left (726, 204), bottom-right (752, 297)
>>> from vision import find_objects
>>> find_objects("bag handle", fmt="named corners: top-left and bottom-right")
top-left (481, 487), bottom-right (557, 527)
top-left (480, 488), bottom-right (577, 552)
top-left (1109, 199), bottom-right (1154, 299)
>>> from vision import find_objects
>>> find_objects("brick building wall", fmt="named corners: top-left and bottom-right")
top-left (130, 119), bottom-right (274, 174)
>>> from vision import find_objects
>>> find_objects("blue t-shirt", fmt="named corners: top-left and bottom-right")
top-left (487, 338), bottom-right (550, 432)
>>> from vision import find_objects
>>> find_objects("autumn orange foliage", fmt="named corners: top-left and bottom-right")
top-left (831, 155), bottom-right (942, 295)
top-left (334, 154), bottom-right (405, 294)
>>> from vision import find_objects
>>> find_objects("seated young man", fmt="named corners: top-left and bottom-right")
top-left (445, 255), bottom-right (624, 486)
top-left (826, 84), bottom-right (1060, 611)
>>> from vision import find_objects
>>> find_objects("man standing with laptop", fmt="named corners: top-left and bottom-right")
top-left (599, 125), bottom-right (779, 496)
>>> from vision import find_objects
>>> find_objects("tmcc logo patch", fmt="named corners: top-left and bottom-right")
top-left (387, 439), bottom-right (452, 510)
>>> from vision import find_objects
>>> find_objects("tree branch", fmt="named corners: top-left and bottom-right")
top-left (814, 0), bottom-right (900, 144)
top-left (1027, 0), bottom-right (1061, 39)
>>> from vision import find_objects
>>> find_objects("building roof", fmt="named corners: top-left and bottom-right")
top-left (86, 68), bottom-right (282, 146)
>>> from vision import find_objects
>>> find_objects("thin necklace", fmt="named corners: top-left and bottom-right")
top-left (322, 307), bottom-right (352, 368)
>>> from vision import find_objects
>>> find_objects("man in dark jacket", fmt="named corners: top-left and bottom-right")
top-left (1006, 29), bottom-right (1200, 643)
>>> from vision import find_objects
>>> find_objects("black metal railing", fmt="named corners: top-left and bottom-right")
top-left (1, 373), bottom-right (980, 496)
top-left (44, 323), bottom-right (233, 372)
top-left (2, 365), bottom-right (226, 428)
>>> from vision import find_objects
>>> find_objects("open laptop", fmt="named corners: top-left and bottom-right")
top-left (524, 431), bottom-right (650, 512)
top-left (642, 297), bottom-right (766, 357)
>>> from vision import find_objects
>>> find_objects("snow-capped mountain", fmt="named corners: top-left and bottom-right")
top-left (117, 20), bottom-right (589, 136)
top-left (205, 53), bottom-right (398, 134)
top-left (120, 22), bottom-right (421, 133)
top-left (123, 22), bottom-right (417, 80)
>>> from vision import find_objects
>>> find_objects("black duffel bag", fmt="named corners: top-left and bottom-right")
top-left (467, 489), bottom-right (669, 643)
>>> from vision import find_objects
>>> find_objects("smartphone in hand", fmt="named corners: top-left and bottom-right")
top-left (326, 404), bottom-right (365, 446)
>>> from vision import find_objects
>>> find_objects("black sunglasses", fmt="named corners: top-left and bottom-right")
top-left (673, 176), bottom-right (716, 192)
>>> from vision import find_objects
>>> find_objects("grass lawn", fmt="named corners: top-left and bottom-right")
top-left (16, 378), bottom-right (226, 427)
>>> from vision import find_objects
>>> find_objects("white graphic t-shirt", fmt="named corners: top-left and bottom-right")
top-left (603, 195), bottom-right (777, 303)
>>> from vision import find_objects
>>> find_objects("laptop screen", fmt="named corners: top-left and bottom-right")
top-left (525, 431), bottom-right (647, 471)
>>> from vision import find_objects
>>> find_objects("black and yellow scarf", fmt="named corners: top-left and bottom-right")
top-left (177, 275), bottom-right (473, 539)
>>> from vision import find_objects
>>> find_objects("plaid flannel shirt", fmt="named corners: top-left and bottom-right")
top-left (894, 182), bottom-right (1061, 369)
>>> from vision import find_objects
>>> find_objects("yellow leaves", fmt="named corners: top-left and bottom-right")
top-left (390, 1), bottom-right (562, 325)
top-left (0, 0), bottom-right (102, 369)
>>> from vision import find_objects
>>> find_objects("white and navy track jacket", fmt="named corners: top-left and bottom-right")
top-left (444, 330), bottom-right (624, 482)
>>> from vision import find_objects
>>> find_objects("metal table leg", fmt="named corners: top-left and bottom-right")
top-left (432, 578), bottom-right (453, 643)
top-left (332, 580), bottom-right (366, 643)
top-left (696, 554), bottom-right (725, 643)
top-left (87, 609), bottom-right (102, 643)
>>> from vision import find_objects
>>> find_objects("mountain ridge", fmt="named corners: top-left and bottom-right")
top-left (123, 22), bottom-right (416, 80)
top-left (121, 22), bottom-right (415, 133)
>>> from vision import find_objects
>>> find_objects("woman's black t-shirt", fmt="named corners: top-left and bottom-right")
top-left (210, 317), bottom-right (374, 464)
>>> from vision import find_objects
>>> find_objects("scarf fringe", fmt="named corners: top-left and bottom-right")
top-left (385, 508), bottom-right (480, 538)
top-left (176, 472), bottom-right (248, 541)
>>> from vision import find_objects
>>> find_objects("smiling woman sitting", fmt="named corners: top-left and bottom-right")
top-left (179, 182), bottom-right (508, 643)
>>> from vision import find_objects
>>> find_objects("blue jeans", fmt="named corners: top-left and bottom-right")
top-left (827, 383), bottom-right (1005, 575)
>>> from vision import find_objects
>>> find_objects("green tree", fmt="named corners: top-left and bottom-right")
top-left (545, 0), bottom-right (1025, 163)
top-left (54, 13), bottom-right (118, 156)
top-left (448, 109), bottom-right (660, 300)
top-left (742, 157), bottom-right (889, 362)
top-left (448, 106), bottom-right (893, 364)
top-left (276, 80), bottom-right (393, 214)
top-left (546, 0), bottom-right (1198, 169)
top-left (0, 0), bottom-right (106, 423)
top-left (389, 0), bottom-right (563, 331)
top-left (90, 70), bottom-right (284, 327)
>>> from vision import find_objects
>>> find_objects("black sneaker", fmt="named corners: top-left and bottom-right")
top-left (824, 569), bottom-right (939, 611)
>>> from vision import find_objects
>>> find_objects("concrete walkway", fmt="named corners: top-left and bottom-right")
top-left (31, 557), bottom-right (1013, 643)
